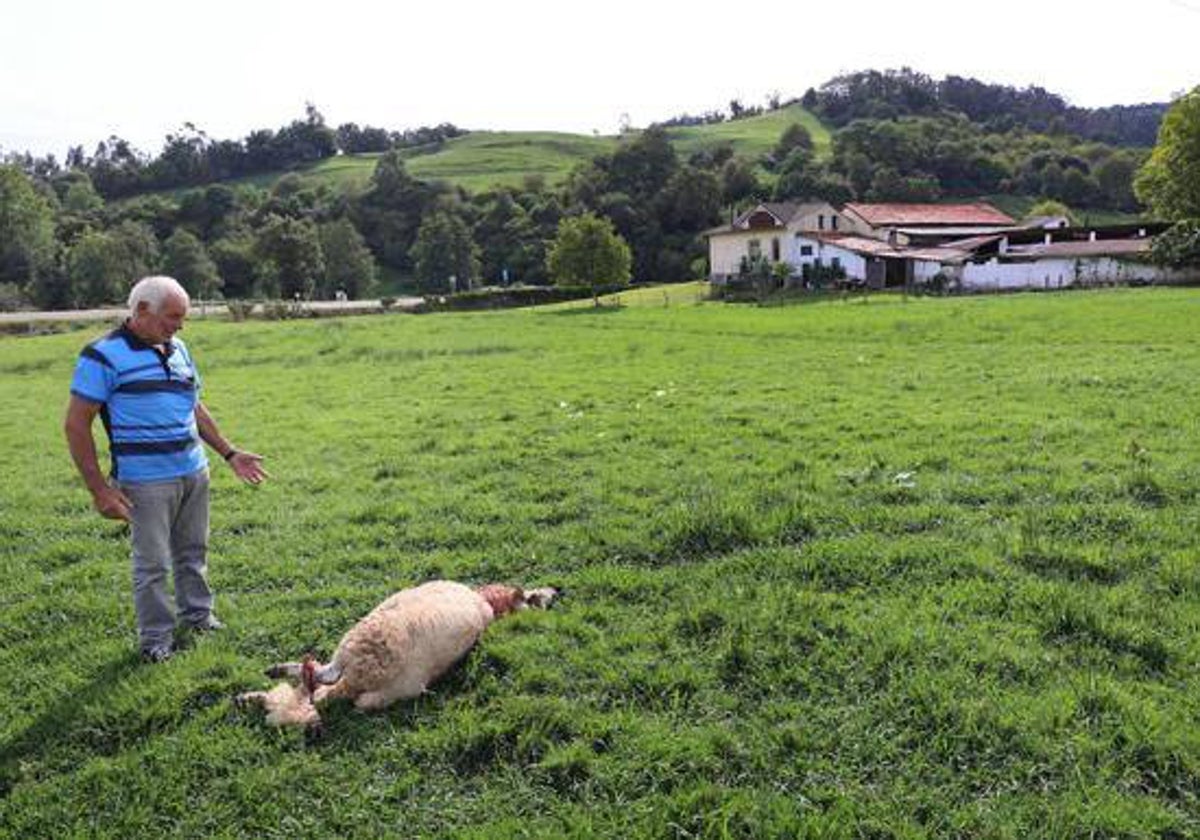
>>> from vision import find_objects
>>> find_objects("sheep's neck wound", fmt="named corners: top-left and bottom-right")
top-left (302, 658), bottom-right (318, 696)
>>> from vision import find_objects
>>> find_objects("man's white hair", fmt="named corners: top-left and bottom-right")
top-left (128, 276), bottom-right (189, 316)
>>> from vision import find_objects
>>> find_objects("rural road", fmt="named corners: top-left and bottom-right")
top-left (0, 297), bottom-right (426, 325)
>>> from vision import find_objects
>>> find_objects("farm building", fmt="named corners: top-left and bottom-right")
top-left (707, 201), bottom-right (1193, 291)
top-left (839, 202), bottom-right (1016, 245)
top-left (947, 224), bottom-right (1189, 291)
top-left (705, 201), bottom-right (845, 282)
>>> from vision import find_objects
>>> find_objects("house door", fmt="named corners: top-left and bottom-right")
top-left (884, 258), bottom-right (910, 288)
top-left (866, 260), bottom-right (886, 289)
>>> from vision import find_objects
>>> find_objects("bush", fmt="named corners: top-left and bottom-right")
top-left (260, 299), bottom-right (311, 320)
top-left (0, 282), bottom-right (27, 312)
top-left (225, 300), bottom-right (255, 322)
top-left (423, 284), bottom-right (626, 312)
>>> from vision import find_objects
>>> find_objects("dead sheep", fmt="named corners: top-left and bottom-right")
top-left (237, 580), bottom-right (559, 732)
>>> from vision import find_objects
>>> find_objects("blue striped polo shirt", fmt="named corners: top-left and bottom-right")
top-left (70, 323), bottom-right (209, 483)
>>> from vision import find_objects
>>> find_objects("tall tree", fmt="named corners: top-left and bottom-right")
top-left (410, 209), bottom-right (479, 293)
top-left (61, 173), bottom-right (104, 214)
top-left (66, 231), bottom-right (134, 307)
top-left (65, 221), bottom-right (160, 306)
top-left (355, 151), bottom-right (442, 272)
top-left (317, 218), bottom-right (377, 299)
top-left (209, 230), bottom-right (258, 299)
top-left (546, 213), bottom-right (631, 304)
top-left (1135, 87), bottom-right (1200, 220)
top-left (254, 214), bottom-right (325, 299)
top-left (162, 228), bottom-right (221, 299)
top-left (719, 158), bottom-right (762, 207)
top-left (769, 123), bottom-right (815, 169)
top-left (0, 165), bottom-right (57, 297)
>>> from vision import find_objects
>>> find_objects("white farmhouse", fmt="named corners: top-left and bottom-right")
top-left (705, 201), bottom-right (845, 283)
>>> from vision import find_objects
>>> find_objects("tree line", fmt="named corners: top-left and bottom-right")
top-left (2, 104), bottom-right (465, 200)
top-left (1, 71), bottom-right (1186, 311)
top-left (0, 123), bottom-right (725, 310)
top-left (766, 113), bottom-right (1147, 211)
top-left (802, 68), bottom-right (1167, 146)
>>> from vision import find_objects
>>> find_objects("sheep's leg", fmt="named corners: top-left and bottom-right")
top-left (314, 661), bottom-right (342, 685)
top-left (265, 661), bottom-right (304, 681)
top-left (235, 690), bottom-right (269, 709)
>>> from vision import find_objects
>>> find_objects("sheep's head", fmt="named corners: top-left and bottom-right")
top-left (524, 587), bottom-right (560, 609)
top-left (477, 583), bottom-right (560, 616)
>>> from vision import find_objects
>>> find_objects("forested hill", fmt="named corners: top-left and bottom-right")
top-left (802, 68), bottom-right (1167, 147)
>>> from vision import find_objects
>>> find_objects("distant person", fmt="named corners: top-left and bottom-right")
top-left (64, 276), bottom-right (269, 663)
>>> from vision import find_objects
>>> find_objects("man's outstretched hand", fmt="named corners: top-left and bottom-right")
top-left (228, 451), bottom-right (269, 485)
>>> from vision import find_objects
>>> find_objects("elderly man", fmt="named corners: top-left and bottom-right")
top-left (64, 276), bottom-right (268, 662)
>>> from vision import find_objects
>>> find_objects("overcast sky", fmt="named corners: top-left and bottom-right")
top-left (3, 0), bottom-right (1198, 160)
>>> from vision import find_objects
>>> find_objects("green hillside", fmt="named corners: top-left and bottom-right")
top-left (661, 103), bottom-right (831, 160)
top-left (404, 131), bottom-right (617, 192)
top-left (267, 105), bottom-right (830, 194)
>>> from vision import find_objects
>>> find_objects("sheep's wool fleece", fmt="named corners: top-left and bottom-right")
top-left (332, 580), bottom-right (495, 696)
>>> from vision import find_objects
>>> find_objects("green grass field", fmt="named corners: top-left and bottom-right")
top-left (661, 104), bottom-right (832, 162)
top-left (258, 105), bottom-right (828, 195)
top-left (2, 288), bottom-right (1199, 838)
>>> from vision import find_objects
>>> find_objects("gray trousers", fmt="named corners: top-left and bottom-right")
top-left (119, 469), bottom-right (213, 649)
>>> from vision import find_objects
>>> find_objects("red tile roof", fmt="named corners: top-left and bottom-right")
top-left (844, 202), bottom-right (1015, 227)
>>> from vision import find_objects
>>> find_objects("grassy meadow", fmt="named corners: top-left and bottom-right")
top-left (2, 288), bottom-right (1200, 838)
top-left (661, 104), bottom-right (832, 162)
top-left (255, 104), bottom-right (828, 195)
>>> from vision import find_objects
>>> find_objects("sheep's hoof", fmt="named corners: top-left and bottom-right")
top-left (233, 691), bottom-right (260, 710)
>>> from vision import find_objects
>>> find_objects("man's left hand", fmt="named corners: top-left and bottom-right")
top-left (228, 451), bottom-right (269, 485)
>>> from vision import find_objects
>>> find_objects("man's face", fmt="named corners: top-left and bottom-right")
top-left (136, 293), bottom-right (188, 344)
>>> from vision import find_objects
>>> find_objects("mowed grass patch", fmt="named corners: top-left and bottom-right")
top-left (2, 288), bottom-right (1200, 837)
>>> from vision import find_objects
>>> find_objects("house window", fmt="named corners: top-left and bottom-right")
top-left (831, 257), bottom-right (842, 271)
top-left (748, 239), bottom-right (761, 259)
top-left (831, 215), bottom-right (838, 231)
top-left (771, 238), bottom-right (780, 261)
top-left (818, 214), bottom-right (825, 230)
top-left (799, 245), bottom-right (813, 256)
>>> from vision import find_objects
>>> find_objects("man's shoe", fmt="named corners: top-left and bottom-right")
top-left (190, 615), bottom-right (224, 633)
top-left (141, 644), bottom-right (174, 664)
